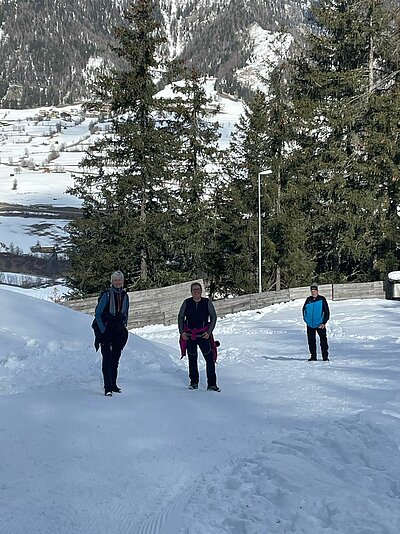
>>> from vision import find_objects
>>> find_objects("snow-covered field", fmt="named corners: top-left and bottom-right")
top-left (0, 215), bottom-right (70, 254)
top-left (0, 105), bottom-right (88, 253)
top-left (0, 166), bottom-right (82, 207)
top-left (1, 289), bottom-right (399, 533)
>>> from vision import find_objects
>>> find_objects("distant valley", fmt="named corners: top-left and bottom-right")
top-left (0, 82), bottom-right (243, 280)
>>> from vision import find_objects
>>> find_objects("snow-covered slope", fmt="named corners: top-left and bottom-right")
top-left (1, 289), bottom-right (400, 532)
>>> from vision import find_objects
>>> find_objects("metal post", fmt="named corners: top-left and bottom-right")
top-left (258, 170), bottom-right (272, 294)
top-left (258, 172), bottom-right (262, 294)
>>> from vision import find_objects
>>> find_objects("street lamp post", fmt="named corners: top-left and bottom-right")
top-left (258, 170), bottom-right (272, 294)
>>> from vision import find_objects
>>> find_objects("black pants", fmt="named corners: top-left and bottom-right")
top-left (307, 326), bottom-right (329, 360)
top-left (101, 342), bottom-right (122, 392)
top-left (187, 337), bottom-right (217, 387)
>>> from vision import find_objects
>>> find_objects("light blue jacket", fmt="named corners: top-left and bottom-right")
top-left (303, 295), bottom-right (330, 328)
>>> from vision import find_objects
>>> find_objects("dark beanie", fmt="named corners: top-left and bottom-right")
top-left (310, 283), bottom-right (318, 290)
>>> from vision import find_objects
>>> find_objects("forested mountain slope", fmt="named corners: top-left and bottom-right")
top-left (0, 0), bottom-right (306, 107)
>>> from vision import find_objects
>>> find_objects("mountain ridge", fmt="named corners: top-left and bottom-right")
top-left (0, 0), bottom-right (306, 108)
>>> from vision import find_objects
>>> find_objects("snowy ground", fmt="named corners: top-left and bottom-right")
top-left (0, 165), bottom-right (81, 207)
top-left (1, 289), bottom-right (399, 533)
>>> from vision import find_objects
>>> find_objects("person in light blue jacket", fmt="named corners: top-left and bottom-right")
top-left (302, 283), bottom-right (330, 361)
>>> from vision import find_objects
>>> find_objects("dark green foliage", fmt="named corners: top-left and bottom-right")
top-left (264, 64), bottom-right (315, 288)
top-left (287, 0), bottom-right (400, 283)
top-left (215, 91), bottom-right (271, 294)
top-left (67, 0), bottom-right (176, 295)
top-left (164, 67), bottom-right (222, 283)
top-left (218, 67), bottom-right (314, 295)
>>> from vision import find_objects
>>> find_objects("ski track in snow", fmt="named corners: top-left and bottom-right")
top-left (136, 485), bottom-right (196, 534)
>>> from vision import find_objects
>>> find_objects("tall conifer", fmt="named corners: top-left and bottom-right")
top-left (265, 64), bottom-right (315, 289)
top-left (166, 69), bottom-right (222, 283)
top-left (67, 0), bottom-right (175, 294)
top-left (288, 0), bottom-right (400, 281)
top-left (217, 91), bottom-right (271, 294)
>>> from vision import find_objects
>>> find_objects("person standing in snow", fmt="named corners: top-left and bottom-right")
top-left (302, 283), bottom-right (330, 361)
top-left (93, 271), bottom-right (129, 396)
top-left (178, 282), bottom-right (220, 391)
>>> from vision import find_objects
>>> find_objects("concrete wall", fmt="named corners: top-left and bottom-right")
top-left (63, 279), bottom-right (385, 328)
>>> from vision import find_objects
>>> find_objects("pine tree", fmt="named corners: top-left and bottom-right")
top-left (67, 0), bottom-right (176, 294)
top-left (219, 68), bottom-right (314, 296)
top-left (264, 63), bottom-right (315, 289)
top-left (216, 91), bottom-right (271, 294)
top-left (357, 1), bottom-right (400, 277)
top-left (287, 0), bottom-right (400, 282)
top-left (165, 68), bottom-right (222, 285)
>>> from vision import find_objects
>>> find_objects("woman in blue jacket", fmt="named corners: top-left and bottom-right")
top-left (302, 283), bottom-right (330, 361)
top-left (94, 271), bottom-right (129, 396)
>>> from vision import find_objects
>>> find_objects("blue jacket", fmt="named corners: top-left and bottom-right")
top-left (94, 288), bottom-right (129, 334)
top-left (303, 295), bottom-right (330, 328)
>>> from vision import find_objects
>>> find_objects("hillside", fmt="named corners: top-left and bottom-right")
top-left (0, 0), bottom-right (124, 107)
top-left (0, 0), bottom-right (307, 107)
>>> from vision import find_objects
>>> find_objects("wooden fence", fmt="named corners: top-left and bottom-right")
top-left (213, 281), bottom-right (384, 318)
top-left (63, 279), bottom-right (205, 329)
top-left (63, 279), bottom-right (385, 329)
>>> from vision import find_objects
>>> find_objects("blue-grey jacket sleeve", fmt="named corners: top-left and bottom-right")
top-left (95, 292), bottom-right (109, 334)
top-left (207, 300), bottom-right (217, 334)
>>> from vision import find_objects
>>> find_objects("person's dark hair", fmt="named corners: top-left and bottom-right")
top-left (190, 282), bottom-right (202, 292)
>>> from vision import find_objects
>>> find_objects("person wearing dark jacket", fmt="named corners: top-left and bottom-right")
top-left (302, 283), bottom-right (330, 361)
top-left (94, 270), bottom-right (129, 396)
top-left (178, 282), bottom-right (220, 391)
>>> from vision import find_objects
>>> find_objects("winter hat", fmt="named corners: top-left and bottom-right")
top-left (310, 282), bottom-right (318, 291)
